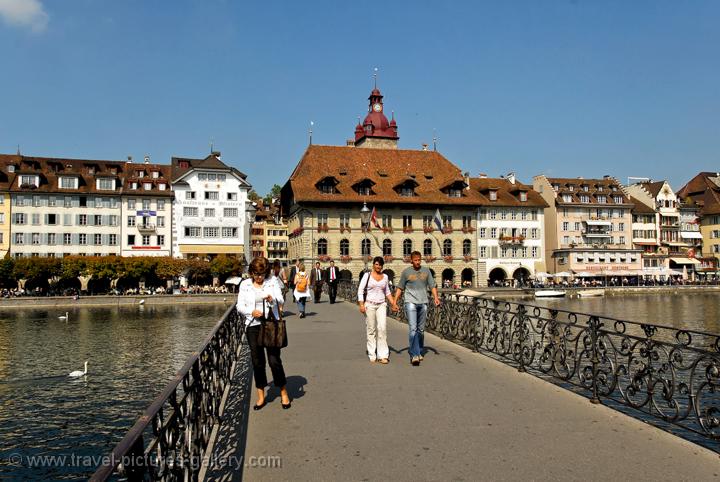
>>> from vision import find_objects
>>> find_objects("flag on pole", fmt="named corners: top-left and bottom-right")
top-left (433, 208), bottom-right (443, 231)
top-left (370, 206), bottom-right (382, 229)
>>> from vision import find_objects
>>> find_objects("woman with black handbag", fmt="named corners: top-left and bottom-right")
top-left (237, 257), bottom-right (292, 410)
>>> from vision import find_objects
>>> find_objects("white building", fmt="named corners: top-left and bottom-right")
top-left (171, 152), bottom-right (253, 262)
top-left (471, 173), bottom-right (547, 286)
top-left (120, 160), bottom-right (173, 257)
top-left (5, 156), bottom-right (125, 257)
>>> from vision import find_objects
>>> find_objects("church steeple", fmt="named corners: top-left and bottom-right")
top-left (354, 86), bottom-right (399, 149)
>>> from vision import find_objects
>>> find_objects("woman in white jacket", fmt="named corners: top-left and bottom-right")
top-left (237, 257), bottom-right (291, 410)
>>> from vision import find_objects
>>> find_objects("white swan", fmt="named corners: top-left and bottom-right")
top-left (139, 299), bottom-right (145, 305)
top-left (58, 312), bottom-right (68, 321)
top-left (68, 361), bottom-right (88, 378)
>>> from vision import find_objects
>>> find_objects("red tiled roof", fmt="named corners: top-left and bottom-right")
top-left (630, 196), bottom-right (655, 214)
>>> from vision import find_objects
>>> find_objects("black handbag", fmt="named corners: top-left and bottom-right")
top-left (257, 300), bottom-right (288, 348)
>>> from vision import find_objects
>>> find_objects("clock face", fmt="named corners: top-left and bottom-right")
top-left (372, 103), bottom-right (382, 112)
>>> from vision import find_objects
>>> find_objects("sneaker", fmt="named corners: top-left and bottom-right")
top-left (418, 354), bottom-right (424, 361)
top-left (369, 358), bottom-right (377, 364)
top-left (411, 356), bottom-right (420, 366)
top-left (379, 358), bottom-right (389, 364)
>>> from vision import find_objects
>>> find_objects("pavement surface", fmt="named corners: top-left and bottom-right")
top-left (208, 293), bottom-right (720, 482)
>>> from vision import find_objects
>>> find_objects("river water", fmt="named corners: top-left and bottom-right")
top-left (532, 291), bottom-right (720, 334)
top-left (0, 303), bottom-right (229, 480)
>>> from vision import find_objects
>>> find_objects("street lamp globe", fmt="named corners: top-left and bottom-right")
top-left (360, 202), bottom-right (371, 226)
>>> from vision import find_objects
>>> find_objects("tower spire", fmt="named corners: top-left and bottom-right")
top-left (373, 67), bottom-right (378, 88)
top-left (309, 121), bottom-right (314, 145)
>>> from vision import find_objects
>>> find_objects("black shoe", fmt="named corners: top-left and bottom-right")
top-left (282, 400), bottom-right (292, 410)
top-left (253, 400), bottom-right (267, 411)
top-left (411, 356), bottom-right (420, 366)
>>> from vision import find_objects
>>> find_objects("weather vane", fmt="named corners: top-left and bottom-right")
top-left (309, 121), bottom-right (314, 145)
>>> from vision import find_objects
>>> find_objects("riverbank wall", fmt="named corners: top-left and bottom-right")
top-left (0, 293), bottom-right (233, 309)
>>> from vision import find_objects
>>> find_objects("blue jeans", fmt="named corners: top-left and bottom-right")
top-left (405, 302), bottom-right (428, 358)
top-left (297, 297), bottom-right (306, 314)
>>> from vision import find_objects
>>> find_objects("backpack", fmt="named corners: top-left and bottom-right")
top-left (296, 273), bottom-right (308, 292)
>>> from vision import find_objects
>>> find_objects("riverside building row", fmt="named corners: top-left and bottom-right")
top-left (281, 85), bottom-right (718, 286)
top-left (0, 153), bottom-right (254, 262)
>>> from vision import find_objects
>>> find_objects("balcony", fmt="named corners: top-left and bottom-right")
top-left (582, 229), bottom-right (611, 238)
top-left (138, 223), bottom-right (156, 232)
top-left (499, 235), bottom-right (525, 245)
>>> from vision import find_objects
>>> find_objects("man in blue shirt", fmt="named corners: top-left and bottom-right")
top-left (394, 251), bottom-right (440, 366)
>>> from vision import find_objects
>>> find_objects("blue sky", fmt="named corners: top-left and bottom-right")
top-left (1, 0), bottom-right (718, 194)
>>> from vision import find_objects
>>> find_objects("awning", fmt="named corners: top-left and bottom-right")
top-left (680, 232), bottom-right (703, 239)
top-left (669, 257), bottom-right (701, 265)
top-left (585, 220), bottom-right (612, 226)
top-left (663, 242), bottom-right (689, 247)
top-left (224, 276), bottom-right (243, 285)
top-left (633, 241), bottom-right (659, 246)
top-left (660, 212), bottom-right (680, 217)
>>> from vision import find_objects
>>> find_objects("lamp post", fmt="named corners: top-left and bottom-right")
top-left (360, 202), bottom-right (371, 273)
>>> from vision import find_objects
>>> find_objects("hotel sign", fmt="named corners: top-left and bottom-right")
top-left (136, 210), bottom-right (157, 217)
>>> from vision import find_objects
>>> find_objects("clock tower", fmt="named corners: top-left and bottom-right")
top-left (354, 87), bottom-right (399, 149)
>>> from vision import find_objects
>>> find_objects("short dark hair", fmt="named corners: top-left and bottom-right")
top-left (410, 251), bottom-right (421, 258)
top-left (372, 256), bottom-right (384, 267)
top-left (249, 257), bottom-right (270, 278)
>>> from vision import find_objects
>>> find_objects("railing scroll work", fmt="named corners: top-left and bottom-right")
top-left (90, 305), bottom-right (249, 481)
top-left (339, 280), bottom-right (720, 449)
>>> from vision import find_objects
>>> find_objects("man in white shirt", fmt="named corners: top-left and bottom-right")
top-left (326, 260), bottom-right (339, 304)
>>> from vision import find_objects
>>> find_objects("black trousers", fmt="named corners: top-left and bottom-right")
top-left (328, 282), bottom-right (338, 303)
top-left (313, 283), bottom-right (323, 302)
top-left (246, 325), bottom-right (287, 389)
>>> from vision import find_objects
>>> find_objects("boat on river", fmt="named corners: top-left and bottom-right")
top-left (577, 289), bottom-right (605, 298)
top-left (534, 290), bottom-right (566, 298)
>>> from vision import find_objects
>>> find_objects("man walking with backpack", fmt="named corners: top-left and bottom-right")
top-left (393, 251), bottom-right (440, 366)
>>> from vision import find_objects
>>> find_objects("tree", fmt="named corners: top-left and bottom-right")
top-left (86, 256), bottom-right (123, 280)
top-left (248, 189), bottom-right (261, 202)
top-left (185, 257), bottom-right (211, 285)
top-left (0, 257), bottom-right (16, 288)
top-left (59, 256), bottom-right (88, 280)
top-left (155, 257), bottom-right (185, 282)
top-left (263, 184), bottom-right (282, 205)
top-left (210, 255), bottom-right (243, 282)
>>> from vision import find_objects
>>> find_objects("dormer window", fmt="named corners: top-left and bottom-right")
top-left (552, 184), bottom-right (559, 191)
top-left (135, 169), bottom-right (145, 178)
top-left (579, 194), bottom-right (590, 203)
top-left (597, 186), bottom-right (603, 192)
top-left (583, 185), bottom-right (589, 192)
top-left (395, 179), bottom-right (418, 197)
top-left (19, 174), bottom-right (39, 188)
top-left (87, 166), bottom-right (96, 175)
top-left (143, 182), bottom-right (152, 190)
top-left (131, 182), bottom-right (138, 190)
top-left (110, 167), bottom-right (118, 175)
top-left (613, 195), bottom-right (623, 204)
top-left (568, 185), bottom-right (574, 191)
top-left (611, 186), bottom-right (617, 192)
top-left (152, 171), bottom-right (159, 179)
top-left (158, 183), bottom-right (166, 191)
top-left (489, 190), bottom-right (498, 201)
top-left (353, 179), bottom-right (376, 196)
top-left (97, 178), bottom-right (115, 190)
top-left (448, 189), bottom-right (462, 198)
top-left (59, 176), bottom-right (78, 189)
top-left (8, 165), bottom-right (15, 173)
top-left (179, 160), bottom-right (190, 169)
top-left (316, 177), bottom-right (339, 195)
top-left (519, 191), bottom-right (528, 202)
top-left (597, 195), bottom-right (607, 203)
top-left (562, 194), bottom-right (572, 203)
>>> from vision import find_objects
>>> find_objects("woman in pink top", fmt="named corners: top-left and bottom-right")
top-left (357, 256), bottom-right (398, 364)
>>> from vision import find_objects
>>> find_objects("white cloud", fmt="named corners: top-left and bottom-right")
top-left (0, 0), bottom-right (49, 32)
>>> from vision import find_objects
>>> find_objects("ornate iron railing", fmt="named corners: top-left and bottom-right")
top-left (338, 280), bottom-right (720, 450)
top-left (90, 305), bottom-right (249, 481)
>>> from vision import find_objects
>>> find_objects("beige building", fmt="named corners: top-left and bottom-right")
top-left (677, 172), bottom-right (720, 275)
top-left (0, 187), bottom-right (9, 258)
top-left (533, 175), bottom-right (642, 275)
top-left (281, 86), bottom-right (482, 287)
top-left (249, 200), bottom-right (289, 265)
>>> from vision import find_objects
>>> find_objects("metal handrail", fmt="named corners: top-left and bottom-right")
top-left (337, 280), bottom-right (720, 451)
top-left (90, 305), bottom-right (248, 481)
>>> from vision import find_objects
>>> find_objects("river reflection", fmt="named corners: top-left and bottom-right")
top-left (532, 291), bottom-right (720, 334)
top-left (0, 303), bottom-right (229, 480)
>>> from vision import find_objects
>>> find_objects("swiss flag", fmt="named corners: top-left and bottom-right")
top-left (370, 207), bottom-right (382, 229)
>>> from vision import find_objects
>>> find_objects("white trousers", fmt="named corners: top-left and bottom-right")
top-left (366, 302), bottom-right (389, 360)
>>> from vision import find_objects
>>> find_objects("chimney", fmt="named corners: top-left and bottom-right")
top-left (126, 156), bottom-right (133, 164)
top-left (346, 139), bottom-right (355, 147)
top-left (464, 172), bottom-right (470, 190)
top-left (507, 171), bottom-right (516, 185)
top-left (421, 143), bottom-right (429, 151)
top-left (603, 175), bottom-right (611, 180)
top-left (211, 150), bottom-right (222, 159)
top-left (144, 155), bottom-right (150, 164)
top-left (479, 173), bottom-right (487, 179)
